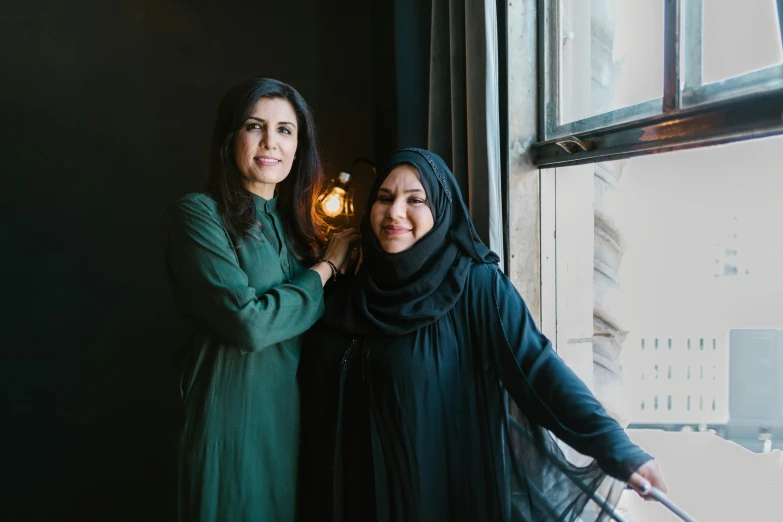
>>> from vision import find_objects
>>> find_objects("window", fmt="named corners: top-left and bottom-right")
top-left (536, 0), bottom-right (783, 162)
top-left (545, 136), bottom-right (783, 439)
top-left (701, 1), bottom-right (782, 85)
top-left (552, 0), bottom-right (664, 129)
top-left (506, 2), bottom-right (783, 519)
top-left (533, 0), bottom-right (783, 443)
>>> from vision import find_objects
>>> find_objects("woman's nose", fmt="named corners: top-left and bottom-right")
top-left (388, 198), bottom-right (406, 217)
top-left (260, 130), bottom-right (276, 150)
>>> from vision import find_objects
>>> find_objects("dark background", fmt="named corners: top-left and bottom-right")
top-left (0, 1), bottom-right (432, 520)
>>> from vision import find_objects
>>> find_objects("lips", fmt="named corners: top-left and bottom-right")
top-left (383, 225), bottom-right (411, 235)
top-left (254, 156), bottom-right (282, 165)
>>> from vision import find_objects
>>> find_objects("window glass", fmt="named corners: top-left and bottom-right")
top-left (557, 0), bottom-right (664, 126)
top-left (702, 0), bottom-right (782, 85)
top-left (552, 135), bottom-right (783, 451)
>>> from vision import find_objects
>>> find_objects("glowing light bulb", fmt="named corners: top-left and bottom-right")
top-left (318, 171), bottom-right (354, 220)
top-left (320, 187), bottom-right (346, 217)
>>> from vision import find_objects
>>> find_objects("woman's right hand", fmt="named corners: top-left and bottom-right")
top-left (628, 459), bottom-right (668, 500)
top-left (323, 228), bottom-right (361, 269)
top-left (311, 228), bottom-right (361, 286)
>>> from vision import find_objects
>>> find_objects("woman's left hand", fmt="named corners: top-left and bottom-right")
top-left (628, 459), bottom-right (668, 500)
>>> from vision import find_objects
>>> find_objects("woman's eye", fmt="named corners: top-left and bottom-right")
top-left (408, 198), bottom-right (426, 204)
top-left (278, 127), bottom-right (292, 135)
top-left (377, 196), bottom-right (394, 203)
top-left (246, 123), bottom-right (261, 131)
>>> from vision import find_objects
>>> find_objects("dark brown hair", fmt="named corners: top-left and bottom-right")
top-left (206, 77), bottom-right (326, 262)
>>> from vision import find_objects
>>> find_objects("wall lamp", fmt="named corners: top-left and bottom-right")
top-left (318, 157), bottom-right (376, 222)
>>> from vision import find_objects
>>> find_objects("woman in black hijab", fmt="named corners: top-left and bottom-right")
top-left (297, 148), bottom-right (666, 522)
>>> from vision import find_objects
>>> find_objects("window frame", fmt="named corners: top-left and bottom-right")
top-left (535, 0), bottom-right (783, 168)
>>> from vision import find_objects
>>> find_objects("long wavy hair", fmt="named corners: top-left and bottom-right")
top-left (206, 77), bottom-right (326, 262)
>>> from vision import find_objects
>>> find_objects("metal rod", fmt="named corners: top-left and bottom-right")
top-left (510, 415), bottom-right (699, 521)
top-left (663, 0), bottom-right (682, 111)
top-left (648, 486), bottom-right (698, 522)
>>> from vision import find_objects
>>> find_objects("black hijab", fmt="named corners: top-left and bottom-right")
top-left (324, 148), bottom-right (499, 335)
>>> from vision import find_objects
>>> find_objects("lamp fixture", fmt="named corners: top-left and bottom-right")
top-left (318, 171), bottom-right (354, 219)
top-left (317, 157), bottom-right (376, 222)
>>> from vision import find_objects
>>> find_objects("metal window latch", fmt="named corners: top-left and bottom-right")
top-left (554, 136), bottom-right (591, 154)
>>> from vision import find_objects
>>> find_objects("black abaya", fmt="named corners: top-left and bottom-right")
top-left (298, 264), bottom-right (651, 522)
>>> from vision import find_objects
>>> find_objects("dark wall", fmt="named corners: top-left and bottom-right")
top-left (0, 1), bottom-right (375, 520)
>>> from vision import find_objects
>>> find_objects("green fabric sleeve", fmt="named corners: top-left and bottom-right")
top-left (164, 195), bottom-right (325, 354)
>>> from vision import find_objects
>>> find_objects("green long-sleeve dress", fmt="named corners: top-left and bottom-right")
top-left (162, 192), bottom-right (325, 522)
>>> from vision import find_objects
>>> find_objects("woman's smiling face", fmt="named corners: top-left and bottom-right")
top-left (370, 164), bottom-right (435, 254)
top-left (233, 96), bottom-right (298, 199)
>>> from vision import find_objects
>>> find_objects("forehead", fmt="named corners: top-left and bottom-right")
top-left (248, 97), bottom-right (297, 120)
top-left (381, 164), bottom-right (424, 189)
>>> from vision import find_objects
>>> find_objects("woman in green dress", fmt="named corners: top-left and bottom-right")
top-left (163, 77), bottom-right (359, 522)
